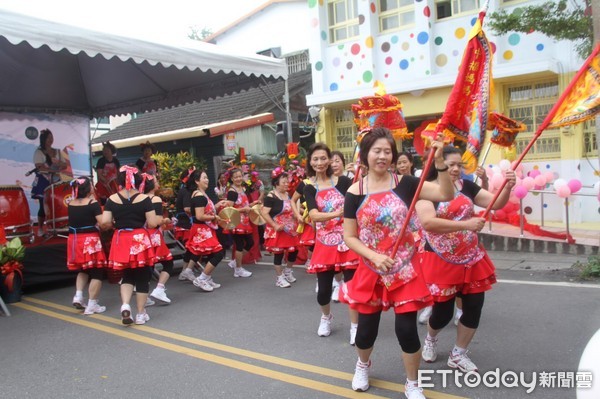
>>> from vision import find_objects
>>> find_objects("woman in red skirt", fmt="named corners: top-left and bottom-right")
top-left (303, 143), bottom-right (359, 341)
top-left (261, 167), bottom-right (300, 288)
top-left (184, 170), bottom-right (226, 292)
top-left (342, 128), bottom-right (453, 398)
top-left (140, 174), bottom-right (175, 304)
top-left (223, 168), bottom-right (255, 278)
top-left (291, 177), bottom-right (315, 262)
top-left (416, 146), bottom-right (515, 373)
top-left (67, 177), bottom-right (106, 315)
top-left (101, 165), bottom-right (157, 326)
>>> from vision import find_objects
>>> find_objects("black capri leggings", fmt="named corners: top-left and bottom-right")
top-left (355, 311), bottom-right (421, 354)
top-left (156, 259), bottom-right (174, 276)
top-left (188, 250), bottom-right (225, 267)
top-left (232, 233), bottom-right (254, 252)
top-left (84, 268), bottom-right (103, 280)
top-left (121, 266), bottom-right (153, 294)
top-left (273, 251), bottom-right (298, 266)
top-left (316, 268), bottom-right (356, 306)
top-left (428, 293), bottom-right (485, 330)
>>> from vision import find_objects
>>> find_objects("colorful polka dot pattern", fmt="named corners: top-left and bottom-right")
top-left (309, 2), bottom-right (549, 92)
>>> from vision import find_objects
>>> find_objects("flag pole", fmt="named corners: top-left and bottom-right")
top-left (482, 44), bottom-right (600, 217)
top-left (473, 141), bottom-right (492, 185)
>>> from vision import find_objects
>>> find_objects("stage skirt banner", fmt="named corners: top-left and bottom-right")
top-left (0, 112), bottom-right (90, 223)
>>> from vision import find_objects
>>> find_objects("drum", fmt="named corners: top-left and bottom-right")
top-left (43, 181), bottom-right (72, 229)
top-left (0, 185), bottom-right (33, 242)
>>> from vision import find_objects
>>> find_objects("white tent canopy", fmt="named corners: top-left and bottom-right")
top-left (0, 9), bottom-right (288, 118)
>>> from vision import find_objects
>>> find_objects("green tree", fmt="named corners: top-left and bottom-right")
top-left (487, 0), bottom-right (593, 58)
top-left (154, 150), bottom-right (207, 195)
top-left (188, 26), bottom-right (213, 41)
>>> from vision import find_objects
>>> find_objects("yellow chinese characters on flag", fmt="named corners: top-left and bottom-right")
top-left (548, 45), bottom-right (600, 128)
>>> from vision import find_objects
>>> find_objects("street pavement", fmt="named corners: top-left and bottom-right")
top-left (1, 250), bottom-right (599, 399)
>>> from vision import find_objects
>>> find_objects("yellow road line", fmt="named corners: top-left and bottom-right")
top-left (19, 297), bottom-right (467, 399)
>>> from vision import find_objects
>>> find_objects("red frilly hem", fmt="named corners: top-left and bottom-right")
top-left (418, 250), bottom-right (497, 301)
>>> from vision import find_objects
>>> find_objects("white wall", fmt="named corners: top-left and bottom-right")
top-left (212, 2), bottom-right (309, 55)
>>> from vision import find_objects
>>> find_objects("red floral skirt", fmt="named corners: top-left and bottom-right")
top-left (341, 258), bottom-right (433, 314)
top-left (149, 229), bottom-right (173, 262)
top-left (418, 250), bottom-right (496, 302)
top-left (264, 228), bottom-right (300, 254)
top-left (174, 227), bottom-right (190, 242)
top-left (186, 223), bottom-right (223, 256)
top-left (67, 231), bottom-right (107, 270)
top-left (108, 229), bottom-right (155, 270)
top-left (299, 223), bottom-right (315, 246)
top-left (307, 240), bottom-right (359, 273)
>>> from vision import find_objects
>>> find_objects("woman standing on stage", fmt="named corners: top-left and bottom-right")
top-left (136, 141), bottom-right (159, 177)
top-left (261, 168), bottom-right (299, 288)
top-left (31, 128), bottom-right (67, 235)
top-left (342, 128), bottom-right (453, 398)
top-left (183, 169), bottom-right (226, 291)
top-left (95, 141), bottom-right (121, 205)
top-left (101, 166), bottom-right (157, 326)
top-left (67, 177), bottom-right (106, 315)
top-left (416, 146), bottom-right (515, 373)
top-left (303, 142), bottom-right (359, 341)
top-left (223, 168), bottom-right (255, 278)
top-left (140, 173), bottom-right (175, 304)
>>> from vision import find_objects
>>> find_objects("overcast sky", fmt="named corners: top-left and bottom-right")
top-left (0, 0), bottom-right (265, 45)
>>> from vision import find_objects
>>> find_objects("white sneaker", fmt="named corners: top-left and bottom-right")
top-left (120, 304), bottom-right (133, 325)
top-left (331, 285), bottom-right (340, 302)
top-left (193, 277), bottom-right (214, 292)
top-left (283, 268), bottom-right (297, 283)
top-left (228, 260), bottom-right (236, 269)
top-left (422, 337), bottom-right (438, 362)
top-left (349, 324), bottom-right (358, 346)
top-left (448, 350), bottom-right (478, 372)
top-left (317, 314), bottom-right (332, 337)
top-left (207, 277), bottom-right (221, 289)
top-left (418, 306), bottom-right (432, 325)
top-left (179, 268), bottom-right (196, 282)
top-left (150, 287), bottom-right (171, 303)
top-left (135, 312), bottom-right (150, 325)
top-left (276, 275), bottom-right (291, 288)
top-left (233, 267), bottom-right (252, 278)
top-left (454, 308), bottom-right (463, 326)
top-left (72, 296), bottom-right (86, 310)
top-left (351, 359), bottom-right (371, 392)
top-left (405, 384), bottom-right (425, 399)
top-left (84, 302), bottom-right (106, 315)
top-left (145, 297), bottom-right (155, 307)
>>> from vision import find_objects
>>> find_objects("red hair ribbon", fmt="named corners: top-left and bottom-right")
top-left (181, 167), bottom-right (196, 184)
top-left (70, 178), bottom-right (86, 199)
top-left (119, 165), bottom-right (138, 191)
top-left (139, 173), bottom-right (155, 194)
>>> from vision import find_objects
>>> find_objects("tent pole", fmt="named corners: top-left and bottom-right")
top-left (284, 77), bottom-right (293, 143)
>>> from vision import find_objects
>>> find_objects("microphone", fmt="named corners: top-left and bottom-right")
top-left (25, 167), bottom-right (38, 177)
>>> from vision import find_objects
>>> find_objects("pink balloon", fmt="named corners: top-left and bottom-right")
top-left (529, 169), bottom-right (541, 178)
top-left (534, 175), bottom-right (546, 187)
top-left (491, 174), bottom-right (504, 190)
top-left (556, 185), bottom-right (571, 198)
top-left (544, 171), bottom-right (554, 183)
top-left (522, 176), bottom-right (535, 190)
top-left (509, 194), bottom-right (520, 204)
top-left (514, 185), bottom-right (528, 199)
top-left (567, 179), bottom-right (582, 193)
top-left (516, 170), bottom-right (524, 179)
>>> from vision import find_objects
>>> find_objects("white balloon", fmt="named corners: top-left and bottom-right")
top-left (414, 169), bottom-right (422, 178)
top-left (553, 178), bottom-right (567, 190)
top-left (492, 166), bottom-right (501, 176)
top-left (499, 159), bottom-right (511, 171)
top-left (594, 181), bottom-right (600, 195)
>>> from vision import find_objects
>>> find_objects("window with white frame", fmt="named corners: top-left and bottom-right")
top-left (328, 0), bottom-right (359, 43)
top-left (507, 80), bottom-right (561, 159)
top-left (331, 109), bottom-right (357, 160)
top-left (583, 119), bottom-right (597, 157)
top-left (379, 0), bottom-right (415, 32)
top-left (436, 0), bottom-right (479, 20)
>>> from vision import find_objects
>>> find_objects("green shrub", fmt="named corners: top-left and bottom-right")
top-left (576, 255), bottom-right (600, 280)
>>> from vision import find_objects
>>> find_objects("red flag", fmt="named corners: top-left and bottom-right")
top-left (546, 44), bottom-right (600, 129)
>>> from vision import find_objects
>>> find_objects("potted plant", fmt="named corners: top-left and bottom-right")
top-left (0, 237), bottom-right (25, 303)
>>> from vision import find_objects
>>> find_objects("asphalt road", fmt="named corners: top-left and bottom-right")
top-left (1, 251), bottom-right (599, 399)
